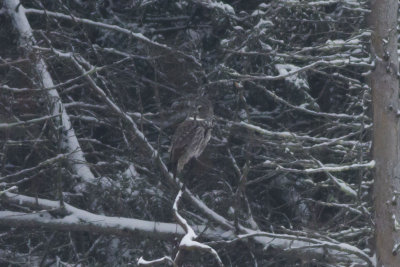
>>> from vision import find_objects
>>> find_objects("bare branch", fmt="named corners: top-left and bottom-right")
top-left (24, 7), bottom-right (201, 66)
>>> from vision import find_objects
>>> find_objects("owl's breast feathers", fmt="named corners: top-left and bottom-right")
top-left (169, 120), bottom-right (212, 177)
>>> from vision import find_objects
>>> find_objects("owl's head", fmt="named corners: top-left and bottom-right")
top-left (192, 97), bottom-right (213, 121)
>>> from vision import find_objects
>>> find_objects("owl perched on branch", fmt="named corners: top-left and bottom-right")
top-left (169, 97), bottom-right (214, 178)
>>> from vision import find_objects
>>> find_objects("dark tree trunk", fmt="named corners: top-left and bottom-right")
top-left (370, 0), bottom-right (400, 265)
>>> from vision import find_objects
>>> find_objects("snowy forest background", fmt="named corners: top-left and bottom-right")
top-left (0, 0), bottom-right (376, 266)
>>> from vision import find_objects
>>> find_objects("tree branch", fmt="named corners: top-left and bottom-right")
top-left (4, 0), bottom-right (97, 190)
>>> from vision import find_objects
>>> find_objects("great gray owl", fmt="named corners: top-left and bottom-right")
top-left (169, 97), bottom-right (214, 178)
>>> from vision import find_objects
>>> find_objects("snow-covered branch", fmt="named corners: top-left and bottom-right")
top-left (276, 160), bottom-right (375, 174)
top-left (0, 191), bottom-right (371, 265)
top-left (0, 153), bottom-right (68, 181)
top-left (173, 190), bottom-right (223, 266)
top-left (229, 59), bottom-right (372, 81)
top-left (0, 192), bottom-right (187, 239)
top-left (4, 0), bottom-right (97, 189)
top-left (138, 256), bottom-right (176, 266)
top-left (235, 121), bottom-right (367, 147)
top-left (191, 0), bottom-right (235, 15)
top-left (0, 114), bottom-right (59, 129)
top-left (139, 190), bottom-right (224, 266)
top-left (223, 230), bottom-right (374, 266)
top-left (252, 82), bottom-right (367, 121)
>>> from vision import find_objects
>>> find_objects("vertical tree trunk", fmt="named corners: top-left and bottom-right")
top-left (370, 0), bottom-right (400, 265)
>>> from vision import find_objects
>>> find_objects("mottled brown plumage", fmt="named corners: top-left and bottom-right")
top-left (169, 98), bottom-right (213, 178)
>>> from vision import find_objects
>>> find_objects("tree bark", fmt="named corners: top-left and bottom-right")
top-left (370, 0), bottom-right (400, 265)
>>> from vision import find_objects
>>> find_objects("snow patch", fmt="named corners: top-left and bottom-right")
top-left (255, 19), bottom-right (274, 29)
top-left (275, 64), bottom-right (310, 89)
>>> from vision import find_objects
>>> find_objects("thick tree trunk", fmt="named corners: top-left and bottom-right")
top-left (370, 0), bottom-right (400, 266)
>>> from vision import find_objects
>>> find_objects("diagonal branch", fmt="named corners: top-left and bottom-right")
top-left (4, 0), bottom-right (97, 190)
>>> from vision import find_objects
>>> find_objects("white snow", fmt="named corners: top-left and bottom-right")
top-left (255, 18), bottom-right (274, 29)
top-left (275, 64), bottom-right (310, 89)
top-left (206, 1), bottom-right (235, 14)
top-left (123, 164), bottom-right (138, 178)
top-left (251, 9), bottom-right (266, 16)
